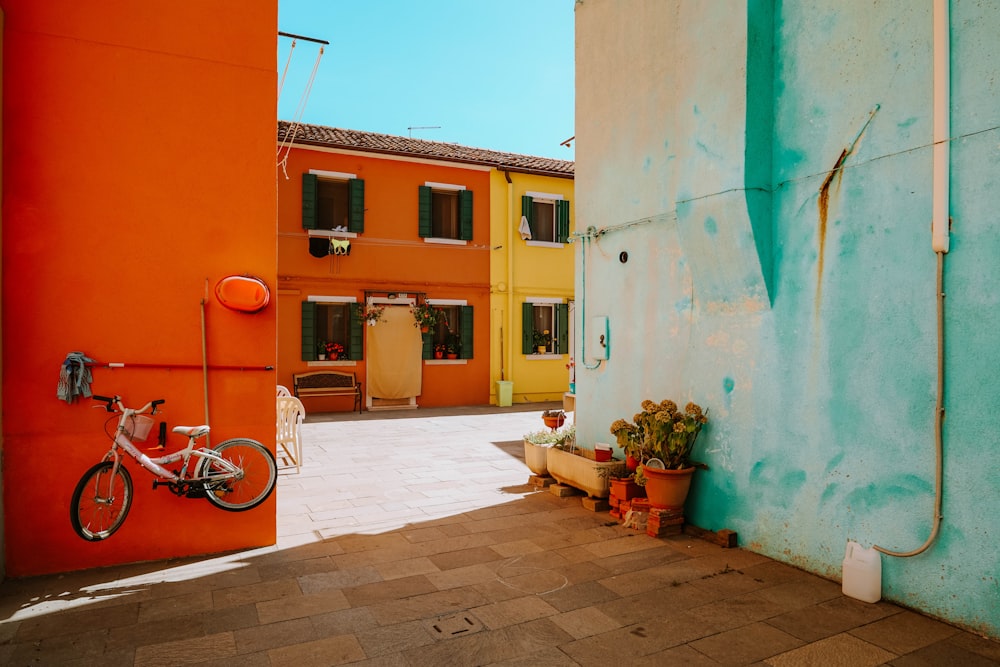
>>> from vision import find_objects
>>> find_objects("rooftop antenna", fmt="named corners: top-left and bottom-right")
top-left (408, 125), bottom-right (441, 138)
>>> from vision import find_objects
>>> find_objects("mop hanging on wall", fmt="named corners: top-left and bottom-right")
top-left (57, 351), bottom-right (96, 403)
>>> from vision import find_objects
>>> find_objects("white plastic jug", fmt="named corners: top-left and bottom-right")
top-left (842, 541), bottom-right (882, 603)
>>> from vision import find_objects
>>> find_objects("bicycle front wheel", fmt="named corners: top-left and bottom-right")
top-left (70, 461), bottom-right (133, 541)
top-left (197, 438), bottom-right (276, 512)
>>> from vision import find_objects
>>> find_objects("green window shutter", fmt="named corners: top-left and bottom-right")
top-left (421, 331), bottom-right (433, 360)
top-left (459, 189), bottom-right (473, 240)
top-left (348, 178), bottom-right (365, 233)
top-left (556, 303), bottom-right (569, 355)
top-left (302, 173), bottom-right (318, 230)
top-left (556, 200), bottom-right (570, 243)
top-left (301, 301), bottom-right (318, 360)
top-left (459, 306), bottom-right (474, 359)
top-left (418, 186), bottom-right (433, 237)
top-left (521, 302), bottom-right (534, 355)
top-left (521, 195), bottom-right (534, 236)
top-left (348, 303), bottom-right (364, 360)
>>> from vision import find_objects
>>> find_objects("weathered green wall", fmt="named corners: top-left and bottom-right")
top-left (575, 0), bottom-right (999, 637)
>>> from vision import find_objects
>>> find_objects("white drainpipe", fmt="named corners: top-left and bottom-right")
top-left (874, 0), bottom-right (949, 558)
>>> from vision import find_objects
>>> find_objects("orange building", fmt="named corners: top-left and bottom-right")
top-left (1, 1), bottom-right (278, 576)
top-left (276, 122), bottom-right (573, 411)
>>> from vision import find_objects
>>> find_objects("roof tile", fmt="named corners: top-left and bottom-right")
top-left (278, 120), bottom-right (574, 178)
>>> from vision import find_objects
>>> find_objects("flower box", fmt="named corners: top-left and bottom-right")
top-left (546, 447), bottom-right (625, 498)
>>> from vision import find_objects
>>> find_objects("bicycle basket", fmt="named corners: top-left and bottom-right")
top-left (125, 415), bottom-right (155, 442)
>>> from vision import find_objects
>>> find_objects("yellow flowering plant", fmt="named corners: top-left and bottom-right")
top-left (610, 399), bottom-right (709, 470)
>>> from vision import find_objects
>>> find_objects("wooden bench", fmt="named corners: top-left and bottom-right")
top-left (292, 371), bottom-right (363, 413)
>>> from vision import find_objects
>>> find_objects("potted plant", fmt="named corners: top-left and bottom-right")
top-left (411, 303), bottom-right (441, 332)
top-left (360, 304), bottom-right (386, 326)
top-left (610, 399), bottom-right (708, 509)
top-left (542, 409), bottom-right (565, 430)
top-left (547, 430), bottom-right (626, 499)
top-left (609, 469), bottom-right (645, 503)
top-left (433, 343), bottom-right (446, 359)
top-left (324, 341), bottom-right (344, 361)
top-left (532, 329), bottom-right (551, 354)
top-left (609, 418), bottom-right (641, 471)
top-left (316, 340), bottom-right (328, 360)
top-left (445, 330), bottom-right (461, 359)
top-left (522, 424), bottom-right (574, 476)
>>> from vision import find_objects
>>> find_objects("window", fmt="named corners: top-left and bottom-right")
top-left (419, 184), bottom-right (473, 240)
top-left (522, 194), bottom-right (570, 243)
top-left (302, 172), bottom-right (365, 233)
top-left (301, 301), bottom-right (364, 361)
top-left (522, 301), bottom-right (569, 355)
top-left (422, 304), bottom-right (474, 359)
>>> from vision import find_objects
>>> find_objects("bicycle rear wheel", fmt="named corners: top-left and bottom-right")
top-left (197, 438), bottom-right (276, 511)
top-left (70, 461), bottom-right (133, 541)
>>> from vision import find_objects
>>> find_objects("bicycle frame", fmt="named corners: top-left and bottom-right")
top-left (99, 399), bottom-right (241, 486)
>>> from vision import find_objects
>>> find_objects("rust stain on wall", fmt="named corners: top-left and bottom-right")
top-left (815, 106), bottom-right (880, 318)
top-left (816, 147), bottom-right (848, 314)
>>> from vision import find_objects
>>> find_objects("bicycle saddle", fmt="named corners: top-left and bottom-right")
top-left (172, 425), bottom-right (210, 438)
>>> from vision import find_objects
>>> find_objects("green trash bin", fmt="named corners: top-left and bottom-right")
top-left (496, 380), bottom-right (513, 407)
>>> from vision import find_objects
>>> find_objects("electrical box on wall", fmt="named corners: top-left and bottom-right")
top-left (589, 316), bottom-right (609, 360)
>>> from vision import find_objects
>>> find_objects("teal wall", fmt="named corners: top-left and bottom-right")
top-left (574, 0), bottom-right (999, 637)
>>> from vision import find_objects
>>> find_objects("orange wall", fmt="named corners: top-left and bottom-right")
top-left (277, 147), bottom-right (491, 408)
top-left (1, 1), bottom-right (278, 576)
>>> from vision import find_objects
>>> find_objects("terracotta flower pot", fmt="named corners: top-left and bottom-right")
top-left (543, 415), bottom-right (565, 430)
top-left (609, 477), bottom-right (645, 502)
top-left (641, 465), bottom-right (695, 509)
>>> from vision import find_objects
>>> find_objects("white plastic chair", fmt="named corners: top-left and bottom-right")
top-left (276, 395), bottom-right (306, 473)
top-left (276, 384), bottom-right (292, 397)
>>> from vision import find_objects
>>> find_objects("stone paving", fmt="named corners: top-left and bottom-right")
top-left (0, 403), bottom-right (998, 665)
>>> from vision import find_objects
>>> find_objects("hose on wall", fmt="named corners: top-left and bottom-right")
top-left (873, 251), bottom-right (945, 557)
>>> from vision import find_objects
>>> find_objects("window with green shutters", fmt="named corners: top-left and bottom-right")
top-left (302, 173), bottom-right (364, 233)
top-left (521, 195), bottom-right (570, 243)
top-left (418, 185), bottom-right (473, 240)
top-left (422, 304), bottom-right (474, 359)
top-left (522, 302), bottom-right (569, 355)
top-left (301, 301), bottom-right (364, 361)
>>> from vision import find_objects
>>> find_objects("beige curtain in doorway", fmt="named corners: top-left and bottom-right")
top-left (367, 305), bottom-right (423, 399)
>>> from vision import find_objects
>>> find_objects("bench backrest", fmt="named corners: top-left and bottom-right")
top-left (294, 371), bottom-right (357, 390)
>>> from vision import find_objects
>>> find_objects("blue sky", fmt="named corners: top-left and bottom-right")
top-left (277, 0), bottom-right (576, 159)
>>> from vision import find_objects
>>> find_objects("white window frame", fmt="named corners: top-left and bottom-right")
top-left (309, 169), bottom-right (359, 237)
top-left (525, 191), bottom-right (565, 248)
top-left (425, 298), bottom-right (469, 365)
top-left (306, 295), bottom-right (358, 367)
top-left (526, 297), bottom-right (562, 359)
top-left (423, 181), bottom-right (469, 245)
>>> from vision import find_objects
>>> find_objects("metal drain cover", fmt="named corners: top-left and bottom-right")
top-left (424, 612), bottom-right (484, 640)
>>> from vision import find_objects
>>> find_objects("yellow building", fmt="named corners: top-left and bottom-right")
top-left (489, 167), bottom-right (575, 405)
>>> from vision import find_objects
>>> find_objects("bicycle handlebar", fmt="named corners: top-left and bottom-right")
top-left (92, 395), bottom-right (165, 415)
